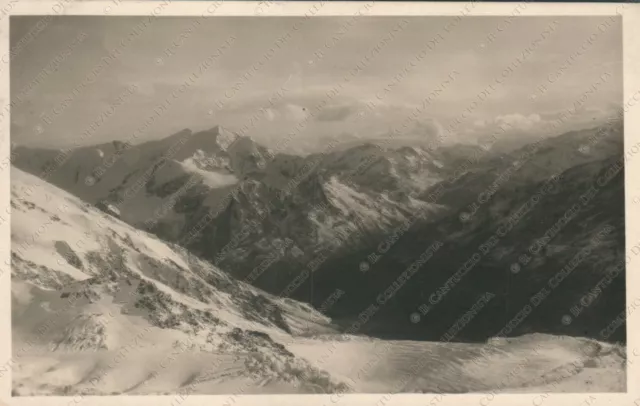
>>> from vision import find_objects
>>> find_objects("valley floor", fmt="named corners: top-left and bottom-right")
top-left (13, 333), bottom-right (626, 395)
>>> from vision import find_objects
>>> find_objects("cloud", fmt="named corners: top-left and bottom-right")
top-left (11, 16), bottom-right (621, 153)
top-left (413, 119), bottom-right (444, 141)
top-left (283, 104), bottom-right (308, 121)
top-left (493, 113), bottom-right (542, 131)
top-left (127, 81), bottom-right (155, 97)
top-left (264, 108), bottom-right (276, 121)
top-left (315, 105), bottom-right (354, 122)
top-left (474, 119), bottom-right (486, 128)
top-left (244, 103), bottom-right (308, 123)
top-left (467, 113), bottom-right (546, 140)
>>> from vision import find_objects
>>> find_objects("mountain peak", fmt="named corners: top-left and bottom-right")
top-left (211, 125), bottom-right (241, 151)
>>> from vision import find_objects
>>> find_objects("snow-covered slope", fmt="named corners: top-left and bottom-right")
top-left (12, 129), bottom-right (231, 227)
top-left (289, 334), bottom-right (625, 393)
top-left (10, 167), bottom-right (348, 395)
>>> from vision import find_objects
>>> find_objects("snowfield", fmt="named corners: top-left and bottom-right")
top-left (289, 334), bottom-right (626, 393)
top-left (10, 167), bottom-right (626, 395)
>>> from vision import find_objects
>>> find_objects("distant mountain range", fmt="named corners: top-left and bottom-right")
top-left (12, 117), bottom-right (626, 343)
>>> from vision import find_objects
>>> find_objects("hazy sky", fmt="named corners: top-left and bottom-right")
top-left (10, 15), bottom-right (622, 153)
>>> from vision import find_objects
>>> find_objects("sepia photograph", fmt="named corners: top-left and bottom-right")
top-left (4, 3), bottom-right (635, 400)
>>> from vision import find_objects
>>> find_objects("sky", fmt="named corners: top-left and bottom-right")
top-left (10, 15), bottom-right (622, 154)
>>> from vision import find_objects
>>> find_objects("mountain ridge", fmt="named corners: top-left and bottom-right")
top-left (11, 120), bottom-right (626, 345)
